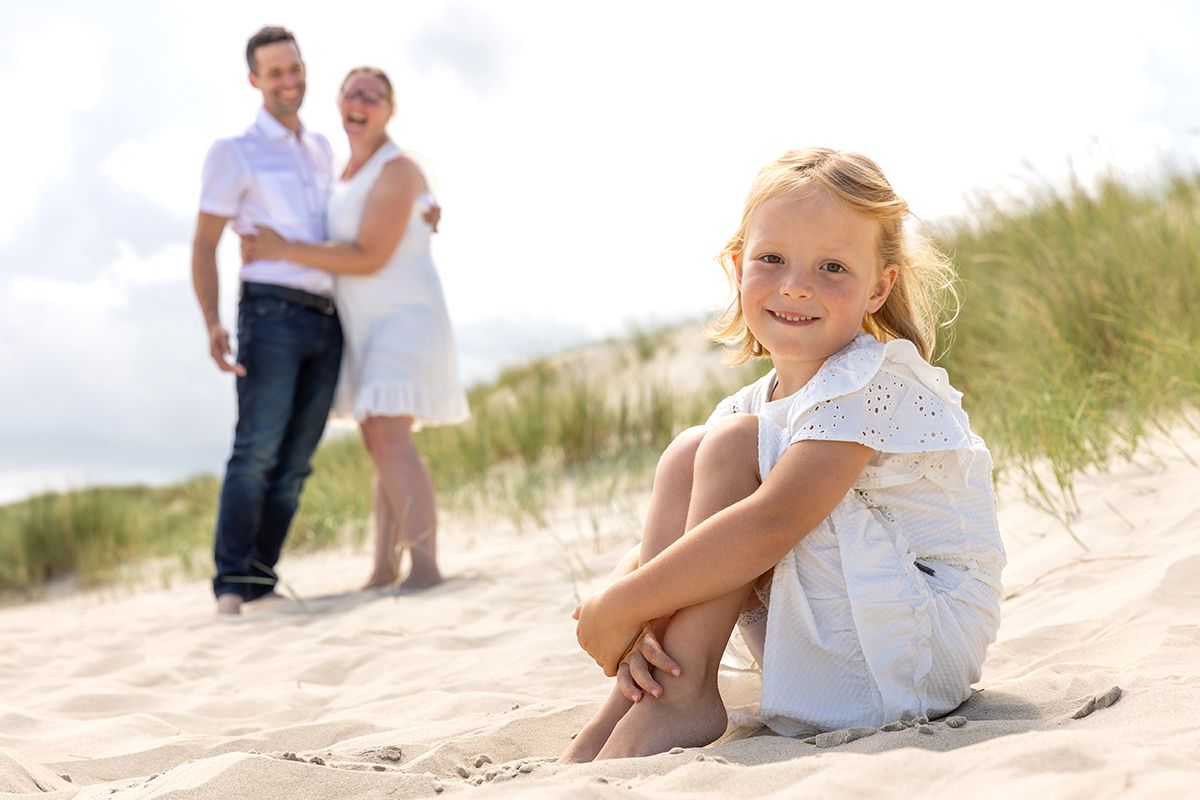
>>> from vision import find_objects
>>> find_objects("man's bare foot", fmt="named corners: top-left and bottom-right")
top-left (596, 674), bottom-right (727, 759)
top-left (216, 594), bottom-right (243, 616)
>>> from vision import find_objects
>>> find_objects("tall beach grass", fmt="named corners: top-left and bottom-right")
top-left (940, 171), bottom-right (1200, 524)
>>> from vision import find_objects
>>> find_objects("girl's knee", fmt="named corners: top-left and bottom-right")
top-left (655, 425), bottom-right (707, 486)
top-left (694, 414), bottom-right (758, 473)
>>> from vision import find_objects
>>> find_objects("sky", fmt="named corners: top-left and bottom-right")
top-left (1, 0), bottom-right (1198, 502)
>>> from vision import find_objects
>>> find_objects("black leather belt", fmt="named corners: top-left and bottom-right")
top-left (242, 282), bottom-right (336, 316)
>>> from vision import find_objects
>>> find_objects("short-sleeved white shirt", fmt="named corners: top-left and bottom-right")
top-left (199, 107), bottom-right (335, 297)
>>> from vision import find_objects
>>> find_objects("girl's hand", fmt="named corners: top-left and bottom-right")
top-left (572, 591), bottom-right (642, 677)
top-left (241, 225), bottom-right (288, 263)
top-left (616, 625), bottom-right (681, 703)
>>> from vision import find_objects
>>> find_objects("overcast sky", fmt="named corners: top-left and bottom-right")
top-left (1, 0), bottom-right (1198, 501)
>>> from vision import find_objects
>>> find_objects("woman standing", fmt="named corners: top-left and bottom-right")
top-left (245, 67), bottom-right (469, 590)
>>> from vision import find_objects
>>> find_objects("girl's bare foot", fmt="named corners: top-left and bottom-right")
top-left (596, 672), bottom-right (727, 759)
top-left (559, 691), bottom-right (634, 763)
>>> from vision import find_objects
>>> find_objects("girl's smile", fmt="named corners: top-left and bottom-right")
top-left (767, 310), bottom-right (819, 325)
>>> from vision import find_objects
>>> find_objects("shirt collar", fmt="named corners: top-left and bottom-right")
top-left (254, 106), bottom-right (307, 142)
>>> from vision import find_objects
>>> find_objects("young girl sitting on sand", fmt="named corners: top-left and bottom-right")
top-left (563, 148), bottom-right (1005, 761)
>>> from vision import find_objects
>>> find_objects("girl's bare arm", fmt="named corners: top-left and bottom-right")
top-left (575, 437), bottom-right (872, 674)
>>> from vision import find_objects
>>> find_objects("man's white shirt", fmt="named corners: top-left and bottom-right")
top-left (199, 107), bottom-right (335, 297)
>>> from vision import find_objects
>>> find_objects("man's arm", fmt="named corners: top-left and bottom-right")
top-left (191, 212), bottom-right (245, 376)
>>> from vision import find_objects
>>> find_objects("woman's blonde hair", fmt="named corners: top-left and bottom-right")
top-left (709, 148), bottom-right (958, 363)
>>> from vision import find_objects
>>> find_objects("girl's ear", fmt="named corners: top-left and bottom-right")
top-left (732, 251), bottom-right (744, 282)
top-left (867, 264), bottom-right (899, 313)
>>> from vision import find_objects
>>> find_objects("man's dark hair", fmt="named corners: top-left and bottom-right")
top-left (246, 26), bottom-right (300, 74)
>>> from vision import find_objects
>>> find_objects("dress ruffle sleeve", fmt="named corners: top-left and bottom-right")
top-left (762, 335), bottom-right (981, 491)
top-left (706, 375), bottom-right (770, 424)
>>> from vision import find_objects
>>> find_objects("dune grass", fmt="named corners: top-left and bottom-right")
top-left (939, 171), bottom-right (1200, 524)
top-left (2, 170), bottom-right (1198, 595)
top-left (0, 478), bottom-right (218, 594)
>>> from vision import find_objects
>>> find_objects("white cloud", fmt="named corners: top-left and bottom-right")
top-left (100, 129), bottom-right (212, 218)
top-left (8, 241), bottom-right (190, 312)
top-left (10, 271), bottom-right (124, 313)
top-left (0, 238), bottom-right (234, 482)
top-left (0, 13), bottom-right (107, 245)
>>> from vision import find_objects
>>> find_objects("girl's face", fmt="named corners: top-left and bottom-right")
top-left (738, 188), bottom-right (897, 393)
top-left (339, 74), bottom-right (392, 142)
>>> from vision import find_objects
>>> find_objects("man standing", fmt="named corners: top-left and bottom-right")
top-left (192, 26), bottom-right (341, 615)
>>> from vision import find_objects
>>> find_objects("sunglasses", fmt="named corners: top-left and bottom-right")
top-left (342, 89), bottom-right (386, 107)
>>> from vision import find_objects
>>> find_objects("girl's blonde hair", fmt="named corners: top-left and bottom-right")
top-left (709, 148), bottom-right (958, 363)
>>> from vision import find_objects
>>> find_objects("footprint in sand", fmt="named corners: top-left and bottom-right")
top-left (1071, 686), bottom-right (1122, 719)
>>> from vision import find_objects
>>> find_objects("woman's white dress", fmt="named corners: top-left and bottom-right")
top-left (328, 141), bottom-right (469, 426)
top-left (710, 333), bottom-right (1005, 734)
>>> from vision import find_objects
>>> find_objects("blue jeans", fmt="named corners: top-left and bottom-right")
top-left (212, 290), bottom-right (343, 599)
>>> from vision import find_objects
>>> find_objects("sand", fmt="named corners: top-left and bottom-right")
top-left (2, 425), bottom-right (1199, 799)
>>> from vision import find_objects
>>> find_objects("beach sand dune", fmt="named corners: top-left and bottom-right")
top-left (2, 427), bottom-right (1198, 798)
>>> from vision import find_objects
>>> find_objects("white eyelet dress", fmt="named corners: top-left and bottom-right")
top-left (710, 333), bottom-right (1005, 734)
top-left (328, 141), bottom-right (469, 427)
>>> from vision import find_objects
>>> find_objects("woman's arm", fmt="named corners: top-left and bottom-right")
top-left (575, 437), bottom-right (873, 674)
top-left (251, 155), bottom-right (426, 275)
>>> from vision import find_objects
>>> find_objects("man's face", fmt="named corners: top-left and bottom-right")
top-left (248, 41), bottom-right (305, 120)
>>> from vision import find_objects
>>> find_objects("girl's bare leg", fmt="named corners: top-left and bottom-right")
top-left (559, 425), bottom-right (707, 763)
top-left (361, 416), bottom-right (443, 590)
top-left (597, 414), bottom-right (761, 759)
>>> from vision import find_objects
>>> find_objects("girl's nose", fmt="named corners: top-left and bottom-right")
top-left (779, 269), bottom-right (813, 298)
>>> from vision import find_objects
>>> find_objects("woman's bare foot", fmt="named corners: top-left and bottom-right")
top-left (360, 568), bottom-right (399, 591)
top-left (397, 564), bottom-right (443, 591)
top-left (394, 543), bottom-right (443, 591)
top-left (595, 672), bottom-right (727, 759)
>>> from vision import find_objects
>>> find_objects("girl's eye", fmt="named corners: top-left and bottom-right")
top-left (821, 261), bottom-right (847, 274)
top-left (761, 254), bottom-right (783, 265)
